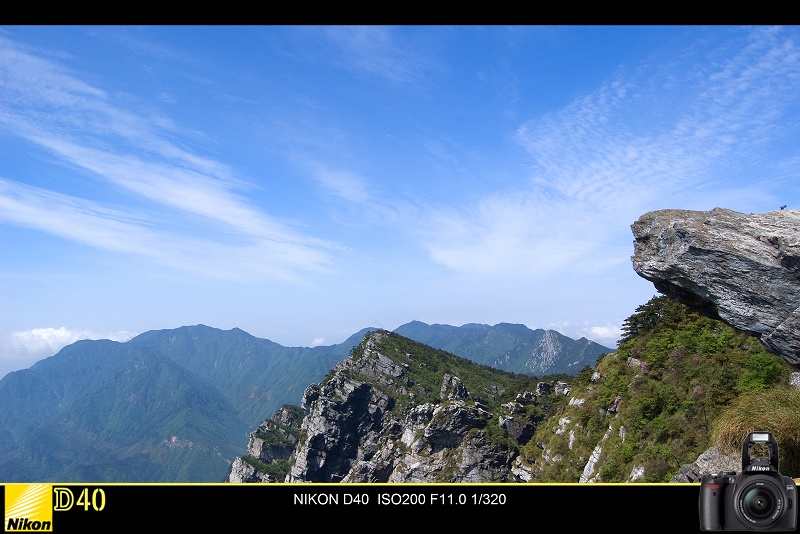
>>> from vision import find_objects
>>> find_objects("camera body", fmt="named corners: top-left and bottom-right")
top-left (699, 432), bottom-right (797, 531)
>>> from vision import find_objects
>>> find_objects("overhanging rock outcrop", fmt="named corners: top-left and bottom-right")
top-left (631, 207), bottom-right (800, 366)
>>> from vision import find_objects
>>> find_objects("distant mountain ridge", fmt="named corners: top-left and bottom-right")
top-left (394, 320), bottom-right (611, 375)
top-left (0, 338), bottom-right (250, 482)
top-left (126, 325), bottom-right (365, 426)
top-left (0, 322), bottom-right (611, 482)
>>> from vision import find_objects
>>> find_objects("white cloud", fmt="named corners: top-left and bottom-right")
top-left (421, 190), bottom-right (603, 278)
top-left (1, 327), bottom-right (136, 378)
top-left (0, 178), bottom-right (161, 255)
top-left (322, 26), bottom-right (436, 87)
top-left (580, 325), bottom-right (622, 349)
top-left (309, 165), bottom-right (371, 204)
top-left (0, 178), bottom-right (334, 283)
top-left (7, 327), bottom-right (134, 355)
top-left (0, 34), bottom-right (341, 284)
top-left (420, 26), bottom-right (800, 280)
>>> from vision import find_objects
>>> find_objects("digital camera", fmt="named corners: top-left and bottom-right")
top-left (699, 432), bottom-right (797, 531)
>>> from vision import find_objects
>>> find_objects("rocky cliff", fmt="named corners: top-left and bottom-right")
top-left (227, 330), bottom-right (567, 483)
top-left (631, 207), bottom-right (800, 366)
top-left (630, 207), bottom-right (800, 481)
top-left (227, 404), bottom-right (303, 483)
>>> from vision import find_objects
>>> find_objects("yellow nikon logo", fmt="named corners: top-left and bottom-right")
top-left (4, 484), bottom-right (53, 532)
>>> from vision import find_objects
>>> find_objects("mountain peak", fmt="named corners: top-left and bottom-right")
top-left (284, 329), bottom-right (545, 483)
top-left (394, 321), bottom-right (611, 375)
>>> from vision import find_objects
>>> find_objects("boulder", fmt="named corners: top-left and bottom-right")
top-left (670, 446), bottom-right (739, 482)
top-left (631, 207), bottom-right (800, 366)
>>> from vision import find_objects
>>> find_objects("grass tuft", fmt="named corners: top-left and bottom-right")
top-left (711, 386), bottom-right (800, 477)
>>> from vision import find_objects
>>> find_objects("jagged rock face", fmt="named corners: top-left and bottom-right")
top-left (671, 446), bottom-right (739, 483)
top-left (247, 407), bottom-right (300, 463)
top-left (286, 331), bottom-right (539, 483)
top-left (226, 405), bottom-right (301, 483)
top-left (227, 457), bottom-right (275, 483)
top-left (631, 208), bottom-right (800, 366)
top-left (290, 376), bottom-right (393, 482)
top-left (523, 331), bottom-right (564, 374)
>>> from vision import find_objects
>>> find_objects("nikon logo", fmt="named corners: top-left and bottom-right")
top-left (6, 517), bottom-right (52, 531)
top-left (749, 466), bottom-right (770, 471)
top-left (4, 484), bottom-right (53, 532)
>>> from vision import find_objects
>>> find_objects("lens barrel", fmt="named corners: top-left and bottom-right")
top-left (742, 486), bottom-right (776, 519)
top-left (735, 477), bottom-right (785, 527)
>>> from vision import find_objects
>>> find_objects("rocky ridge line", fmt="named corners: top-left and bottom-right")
top-left (228, 330), bottom-right (570, 483)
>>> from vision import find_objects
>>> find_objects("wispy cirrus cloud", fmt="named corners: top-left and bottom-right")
top-left (320, 26), bottom-right (438, 87)
top-left (421, 190), bottom-right (602, 278)
top-left (308, 165), bottom-right (371, 204)
top-left (519, 28), bottom-right (800, 209)
top-left (0, 178), bottom-right (161, 256)
top-left (420, 26), bottom-right (800, 279)
top-left (0, 34), bottom-right (340, 282)
top-left (0, 177), bottom-right (333, 282)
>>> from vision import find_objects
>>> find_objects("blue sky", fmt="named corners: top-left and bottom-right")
top-left (1, 25), bottom-right (799, 379)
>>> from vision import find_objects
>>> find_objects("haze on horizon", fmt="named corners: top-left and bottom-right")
top-left (1, 25), bottom-right (799, 379)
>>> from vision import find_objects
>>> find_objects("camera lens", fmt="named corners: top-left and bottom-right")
top-left (742, 487), bottom-right (776, 519)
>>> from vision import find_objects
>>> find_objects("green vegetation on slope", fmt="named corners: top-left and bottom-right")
top-left (0, 341), bottom-right (249, 482)
top-left (347, 330), bottom-right (543, 415)
top-left (242, 455), bottom-right (291, 480)
top-left (128, 325), bottom-right (351, 426)
top-left (521, 296), bottom-right (796, 482)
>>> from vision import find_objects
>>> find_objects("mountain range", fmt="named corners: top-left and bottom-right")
top-left (395, 321), bottom-right (608, 375)
top-left (0, 321), bottom-right (610, 482)
top-left (230, 297), bottom-right (799, 484)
